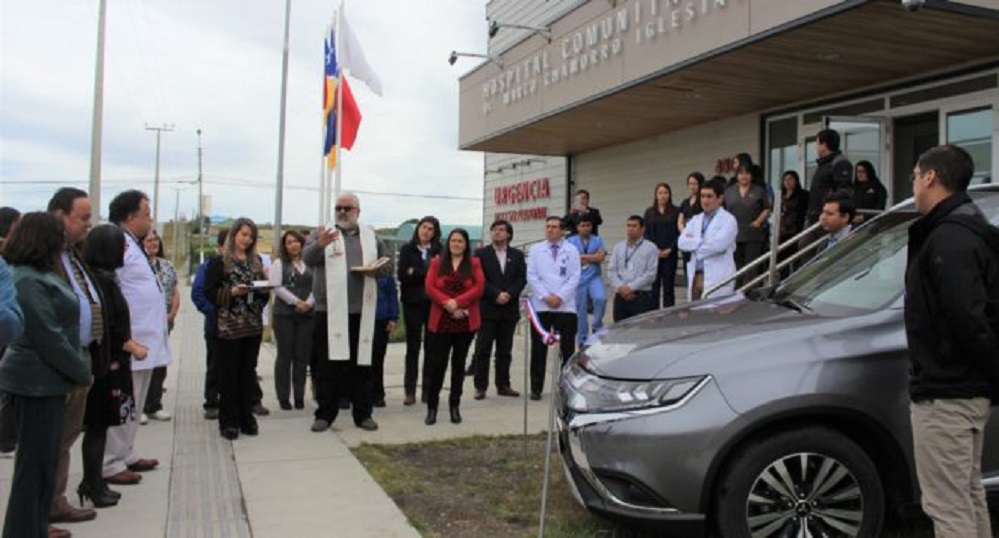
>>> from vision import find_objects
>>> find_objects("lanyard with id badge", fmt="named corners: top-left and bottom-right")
top-left (625, 240), bottom-right (644, 272)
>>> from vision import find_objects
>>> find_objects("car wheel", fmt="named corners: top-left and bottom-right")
top-left (715, 426), bottom-right (884, 538)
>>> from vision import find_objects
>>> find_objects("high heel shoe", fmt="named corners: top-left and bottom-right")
top-left (78, 482), bottom-right (119, 508)
top-left (101, 481), bottom-right (121, 501)
top-left (425, 405), bottom-right (437, 426)
top-left (449, 405), bottom-right (462, 424)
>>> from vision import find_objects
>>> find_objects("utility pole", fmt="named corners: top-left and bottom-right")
top-left (145, 123), bottom-right (175, 230)
top-left (274, 0), bottom-right (292, 247)
top-left (88, 0), bottom-right (108, 220)
top-left (197, 128), bottom-right (205, 264)
top-left (172, 187), bottom-right (181, 268)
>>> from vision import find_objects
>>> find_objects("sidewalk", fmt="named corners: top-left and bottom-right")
top-left (0, 294), bottom-right (553, 537)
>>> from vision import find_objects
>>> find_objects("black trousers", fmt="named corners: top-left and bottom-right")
top-left (203, 335), bottom-right (219, 409)
top-left (312, 313), bottom-right (373, 425)
top-left (216, 335), bottom-right (262, 431)
top-left (273, 314), bottom-right (314, 405)
top-left (144, 366), bottom-right (167, 414)
top-left (0, 393), bottom-right (16, 452)
top-left (3, 395), bottom-right (65, 538)
top-left (426, 331), bottom-right (475, 408)
top-left (734, 240), bottom-right (766, 288)
top-left (472, 316), bottom-right (518, 392)
top-left (651, 256), bottom-right (679, 309)
top-left (401, 301), bottom-right (431, 395)
top-left (371, 318), bottom-right (391, 401)
top-left (613, 291), bottom-right (655, 322)
top-left (529, 311), bottom-right (577, 396)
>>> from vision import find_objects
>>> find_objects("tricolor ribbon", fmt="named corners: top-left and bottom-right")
top-left (522, 298), bottom-right (560, 346)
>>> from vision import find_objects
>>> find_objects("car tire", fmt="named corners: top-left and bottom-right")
top-left (715, 426), bottom-right (884, 538)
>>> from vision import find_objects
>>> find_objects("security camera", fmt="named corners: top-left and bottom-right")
top-left (488, 21), bottom-right (499, 39)
top-left (900, 0), bottom-right (926, 11)
top-left (448, 51), bottom-right (457, 66)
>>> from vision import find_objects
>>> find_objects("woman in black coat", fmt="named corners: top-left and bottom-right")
top-left (79, 224), bottom-right (146, 507)
top-left (643, 182), bottom-right (680, 308)
top-left (778, 171), bottom-right (809, 275)
top-left (852, 160), bottom-right (888, 224)
top-left (396, 216), bottom-right (441, 405)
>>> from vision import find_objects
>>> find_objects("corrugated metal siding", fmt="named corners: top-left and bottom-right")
top-left (483, 152), bottom-right (568, 247)
top-left (573, 113), bottom-right (760, 250)
top-left (486, 0), bottom-right (584, 54)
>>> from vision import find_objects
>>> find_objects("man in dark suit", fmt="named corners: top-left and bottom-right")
top-left (470, 219), bottom-right (526, 399)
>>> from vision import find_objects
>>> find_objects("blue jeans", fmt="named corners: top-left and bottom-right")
top-left (575, 277), bottom-right (606, 345)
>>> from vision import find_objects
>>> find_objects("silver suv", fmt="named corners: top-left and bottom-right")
top-left (557, 186), bottom-right (999, 537)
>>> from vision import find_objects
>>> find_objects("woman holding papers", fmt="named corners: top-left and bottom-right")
top-left (423, 228), bottom-right (484, 425)
top-left (204, 219), bottom-right (270, 440)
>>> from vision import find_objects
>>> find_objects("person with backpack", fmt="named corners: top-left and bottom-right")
top-left (905, 144), bottom-right (999, 538)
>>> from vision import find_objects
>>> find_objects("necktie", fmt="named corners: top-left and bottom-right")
top-left (550, 243), bottom-right (559, 261)
top-left (70, 257), bottom-right (103, 344)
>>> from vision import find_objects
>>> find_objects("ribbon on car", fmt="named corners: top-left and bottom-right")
top-left (522, 298), bottom-right (560, 346)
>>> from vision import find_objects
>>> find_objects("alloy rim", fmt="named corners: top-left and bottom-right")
top-left (745, 452), bottom-right (863, 537)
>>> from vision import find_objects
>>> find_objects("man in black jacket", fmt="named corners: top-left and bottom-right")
top-left (905, 144), bottom-right (999, 538)
top-left (805, 129), bottom-right (853, 224)
top-left (470, 219), bottom-right (526, 399)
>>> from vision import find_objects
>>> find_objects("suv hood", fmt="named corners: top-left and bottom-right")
top-left (581, 294), bottom-right (829, 379)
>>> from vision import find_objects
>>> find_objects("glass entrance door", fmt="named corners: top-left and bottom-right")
top-left (803, 117), bottom-right (889, 199)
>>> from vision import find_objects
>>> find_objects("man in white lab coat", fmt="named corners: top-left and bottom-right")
top-left (103, 190), bottom-right (171, 485)
top-left (678, 178), bottom-right (738, 301)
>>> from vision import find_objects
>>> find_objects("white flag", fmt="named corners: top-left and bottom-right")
top-left (337, 10), bottom-right (384, 96)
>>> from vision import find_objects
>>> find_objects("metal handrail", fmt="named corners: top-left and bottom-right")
top-left (703, 208), bottom-right (885, 299)
top-left (703, 221), bottom-right (823, 299)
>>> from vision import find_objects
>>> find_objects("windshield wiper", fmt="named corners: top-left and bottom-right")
top-left (771, 296), bottom-right (811, 313)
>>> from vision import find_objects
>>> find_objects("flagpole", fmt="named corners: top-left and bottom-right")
top-left (274, 0), bottom-right (292, 243)
top-left (334, 3), bottom-right (345, 200)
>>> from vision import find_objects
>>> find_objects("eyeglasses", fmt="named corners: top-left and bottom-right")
top-left (334, 205), bottom-right (356, 212)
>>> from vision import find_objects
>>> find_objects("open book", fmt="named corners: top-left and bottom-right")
top-left (350, 256), bottom-right (391, 272)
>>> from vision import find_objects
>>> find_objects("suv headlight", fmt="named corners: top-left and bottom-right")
top-left (563, 360), bottom-right (706, 413)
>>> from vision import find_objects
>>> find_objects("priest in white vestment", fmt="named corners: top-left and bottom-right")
top-left (303, 192), bottom-right (392, 433)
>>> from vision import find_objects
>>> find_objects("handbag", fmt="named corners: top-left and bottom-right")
top-left (217, 308), bottom-right (263, 340)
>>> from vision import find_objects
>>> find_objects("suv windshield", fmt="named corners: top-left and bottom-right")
top-left (779, 213), bottom-right (915, 316)
top-left (778, 190), bottom-right (999, 317)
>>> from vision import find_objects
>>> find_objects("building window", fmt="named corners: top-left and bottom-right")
top-left (767, 117), bottom-right (798, 188)
top-left (947, 107), bottom-right (993, 185)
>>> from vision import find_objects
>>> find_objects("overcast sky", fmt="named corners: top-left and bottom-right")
top-left (1, 0), bottom-right (488, 228)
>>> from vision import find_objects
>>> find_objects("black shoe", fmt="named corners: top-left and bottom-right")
top-left (356, 418), bottom-right (378, 431)
top-left (221, 427), bottom-right (239, 440)
top-left (77, 482), bottom-right (118, 508)
top-left (279, 401), bottom-right (293, 411)
top-left (373, 398), bottom-right (386, 408)
top-left (240, 423), bottom-right (259, 436)
top-left (425, 406), bottom-right (437, 426)
top-left (530, 392), bottom-right (542, 401)
top-left (204, 407), bottom-right (219, 420)
top-left (101, 481), bottom-right (121, 500)
top-left (449, 405), bottom-right (462, 424)
top-left (252, 403), bottom-right (270, 416)
top-left (294, 400), bottom-right (305, 410)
